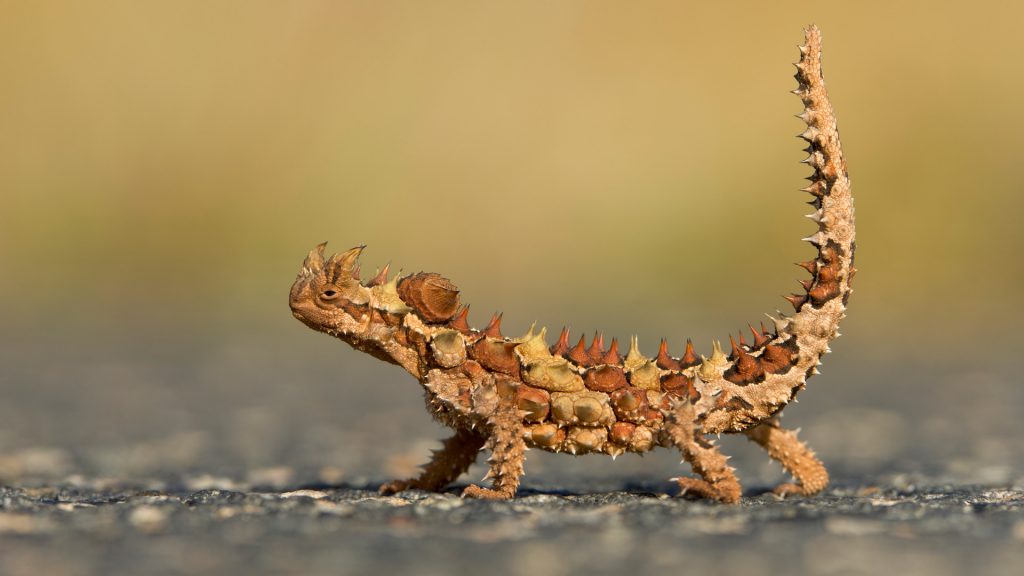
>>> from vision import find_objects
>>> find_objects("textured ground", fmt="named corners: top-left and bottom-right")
top-left (2, 476), bottom-right (1024, 576)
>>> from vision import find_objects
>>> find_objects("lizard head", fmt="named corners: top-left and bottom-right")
top-left (289, 242), bottom-right (371, 337)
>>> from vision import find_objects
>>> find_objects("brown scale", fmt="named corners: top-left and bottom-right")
top-left (515, 385), bottom-right (550, 422)
top-left (642, 408), bottom-right (663, 427)
top-left (759, 337), bottom-right (800, 374)
top-left (610, 387), bottom-right (648, 422)
top-left (583, 365), bottom-right (628, 393)
top-left (340, 300), bottom-right (369, 321)
top-left (381, 309), bottom-right (404, 327)
top-left (609, 422), bottom-right (636, 446)
top-left (661, 373), bottom-right (700, 403)
top-left (469, 338), bottom-right (521, 378)
top-left (807, 241), bottom-right (845, 307)
top-left (397, 272), bottom-right (461, 323)
top-left (405, 326), bottom-right (431, 363)
top-left (461, 359), bottom-right (489, 384)
top-left (724, 335), bottom-right (766, 385)
top-left (716, 395), bottom-right (754, 412)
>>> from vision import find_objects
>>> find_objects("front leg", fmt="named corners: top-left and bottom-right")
top-left (665, 401), bottom-right (742, 503)
top-left (380, 427), bottom-right (486, 495)
top-left (461, 408), bottom-right (525, 500)
top-left (744, 417), bottom-right (828, 497)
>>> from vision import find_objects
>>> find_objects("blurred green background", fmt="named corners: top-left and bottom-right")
top-left (1, 1), bottom-right (1022, 488)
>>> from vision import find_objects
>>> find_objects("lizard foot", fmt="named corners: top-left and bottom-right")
top-left (671, 477), bottom-right (740, 503)
top-left (378, 479), bottom-right (419, 495)
top-left (771, 482), bottom-right (810, 498)
top-left (461, 484), bottom-right (514, 500)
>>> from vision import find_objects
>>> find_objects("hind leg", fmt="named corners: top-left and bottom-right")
top-left (461, 408), bottom-right (526, 500)
top-left (665, 402), bottom-right (742, 503)
top-left (744, 417), bottom-right (828, 497)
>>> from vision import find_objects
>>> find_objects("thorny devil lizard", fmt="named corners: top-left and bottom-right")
top-left (289, 26), bottom-right (855, 503)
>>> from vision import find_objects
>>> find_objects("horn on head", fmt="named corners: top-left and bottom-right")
top-left (302, 242), bottom-right (328, 275)
top-left (325, 245), bottom-right (365, 284)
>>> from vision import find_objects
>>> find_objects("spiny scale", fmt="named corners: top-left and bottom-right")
top-left (288, 25), bottom-right (853, 503)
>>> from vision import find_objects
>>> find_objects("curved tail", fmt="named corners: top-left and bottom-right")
top-left (700, 25), bottom-right (855, 433)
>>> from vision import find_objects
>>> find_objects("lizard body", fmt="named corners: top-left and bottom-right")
top-left (289, 25), bottom-right (854, 502)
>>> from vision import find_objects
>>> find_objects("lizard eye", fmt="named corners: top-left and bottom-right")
top-left (321, 289), bottom-right (339, 300)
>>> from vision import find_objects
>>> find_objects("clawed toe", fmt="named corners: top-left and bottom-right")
top-left (379, 479), bottom-right (415, 495)
top-left (461, 484), bottom-right (513, 500)
top-left (672, 477), bottom-right (738, 503)
top-left (771, 482), bottom-right (808, 498)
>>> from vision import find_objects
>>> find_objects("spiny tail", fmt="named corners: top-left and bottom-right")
top-left (705, 25), bottom-right (855, 432)
top-left (774, 24), bottom-right (856, 385)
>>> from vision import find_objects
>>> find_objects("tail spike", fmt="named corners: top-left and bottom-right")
top-left (797, 260), bottom-right (818, 274)
top-left (801, 181), bottom-right (827, 197)
top-left (728, 335), bottom-right (743, 360)
top-left (750, 324), bottom-right (770, 348)
top-left (784, 294), bottom-right (808, 311)
top-left (483, 312), bottom-right (504, 338)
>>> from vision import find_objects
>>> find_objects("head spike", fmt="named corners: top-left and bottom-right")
top-left (303, 242), bottom-right (328, 272)
top-left (483, 312), bottom-right (504, 338)
top-left (325, 245), bottom-right (365, 284)
top-left (366, 262), bottom-right (391, 287)
top-left (799, 279), bottom-right (814, 292)
top-left (449, 306), bottom-right (471, 333)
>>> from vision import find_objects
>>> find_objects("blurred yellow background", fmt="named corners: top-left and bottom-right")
top-left (1, 2), bottom-right (1022, 485)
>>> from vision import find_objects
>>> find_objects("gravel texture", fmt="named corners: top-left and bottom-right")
top-left (2, 476), bottom-right (1024, 576)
